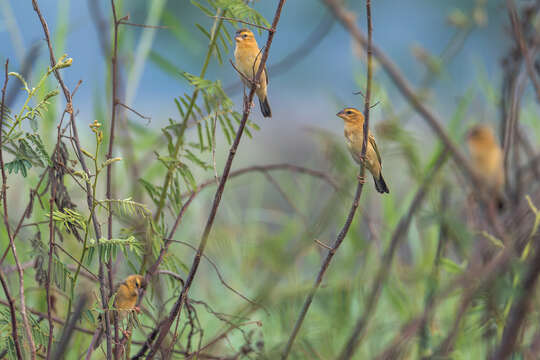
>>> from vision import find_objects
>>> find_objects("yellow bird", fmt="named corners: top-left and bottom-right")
top-left (466, 124), bottom-right (505, 208)
top-left (234, 28), bottom-right (272, 118)
top-left (92, 275), bottom-right (146, 349)
top-left (337, 107), bottom-right (389, 194)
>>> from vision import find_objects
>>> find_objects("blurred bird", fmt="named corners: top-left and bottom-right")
top-left (466, 124), bottom-right (505, 209)
top-left (234, 28), bottom-right (272, 118)
top-left (337, 107), bottom-right (389, 194)
top-left (92, 274), bottom-right (147, 350)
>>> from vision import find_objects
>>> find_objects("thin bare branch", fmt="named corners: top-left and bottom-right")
top-left (0, 268), bottom-right (23, 359)
top-left (0, 59), bottom-right (36, 359)
top-left (118, 20), bottom-right (168, 29)
top-left (142, 2), bottom-right (288, 358)
top-left (506, 0), bottom-right (540, 103)
top-left (281, 1), bottom-right (374, 357)
top-left (116, 101), bottom-right (151, 122)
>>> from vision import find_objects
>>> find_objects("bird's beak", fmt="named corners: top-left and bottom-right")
top-left (336, 110), bottom-right (345, 118)
top-left (235, 34), bottom-right (242, 42)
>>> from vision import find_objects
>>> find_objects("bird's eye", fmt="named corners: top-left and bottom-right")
top-left (346, 111), bottom-right (352, 115)
top-left (135, 281), bottom-right (140, 288)
top-left (242, 34), bottom-right (248, 38)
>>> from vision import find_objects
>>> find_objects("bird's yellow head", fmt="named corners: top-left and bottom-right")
top-left (235, 28), bottom-right (256, 45)
top-left (336, 107), bottom-right (364, 125)
top-left (126, 274), bottom-right (146, 295)
top-left (466, 124), bottom-right (497, 149)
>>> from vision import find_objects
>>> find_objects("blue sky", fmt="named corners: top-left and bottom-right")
top-left (0, 0), bottom-right (510, 138)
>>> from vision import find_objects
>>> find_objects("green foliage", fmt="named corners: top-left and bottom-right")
top-left (49, 208), bottom-right (87, 234)
top-left (86, 236), bottom-right (144, 265)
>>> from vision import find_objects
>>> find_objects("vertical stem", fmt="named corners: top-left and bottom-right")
top-left (45, 124), bottom-right (59, 360)
top-left (0, 61), bottom-right (23, 360)
top-left (1, 59), bottom-right (37, 359)
top-left (108, 1), bottom-right (120, 357)
top-left (281, 1), bottom-right (372, 358)
top-left (0, 268), bottom-right (23, 359)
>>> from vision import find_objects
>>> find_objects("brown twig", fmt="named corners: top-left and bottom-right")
top-left (182, 163), bottom-right (339, 198)
top-left (337, 150), bottom-right (448, 359)
top-left (229, 59), bottom-right (255, 86)
top-left (146, 192), bottom-right (197, 278)
top-left (491, 235), bottom-right (540, 359)
top-left (281, 1), bottom-right (373, 357)
top-left (0, 59), bottom-right (36, 359)
top-left (118, 20), bottom-right (168, 29)
top-left (169, 240), bottom-right (265, 313)
top-left (147, 163), bottom-right (336, 291)
top-left (143, 2), bottom-right (288, 358)
top-left (506, 0), bottom-right (540, 103)
top-left (53, 243), bottom-right (99, 281)
top-left (0, 268), bottom-right (23, 359)
top-left (116, 101), bottom-right (151, 122)
top-left (313, 239), bottom-right (332, 250)
top-left (108, 1), bottom-right (121, 357)
top-left (51, 294), bottom-right (89, 358)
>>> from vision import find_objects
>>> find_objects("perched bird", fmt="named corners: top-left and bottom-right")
top-left (92, 275), bottom-right (147, 350)
top-left (234, 28), bottom-right (272, 118)
top-left (466, 124), bottom-right (505, 209)
top-left (337, 107), bottom-right (389, 194)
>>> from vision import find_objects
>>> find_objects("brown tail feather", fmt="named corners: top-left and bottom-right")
top-left (259, 96), bottom-right (272, 118)
top-left (373, 173), bottom-right (389, 194)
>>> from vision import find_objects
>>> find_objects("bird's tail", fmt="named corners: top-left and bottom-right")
top-left (259, 96), bottom-right (272, 118)
top-left (373, 173), bottom-right (389, 194)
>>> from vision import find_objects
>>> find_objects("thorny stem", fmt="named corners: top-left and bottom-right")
top-left (142, 2), bottom-right (288, 358)
top-left (281, 1), bottom-right (372, 358)
top-left (0, 60), bottom-right (24, 360)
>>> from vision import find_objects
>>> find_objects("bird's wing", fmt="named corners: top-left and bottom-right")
top-left (369, 134), bottom-right (382, 165)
